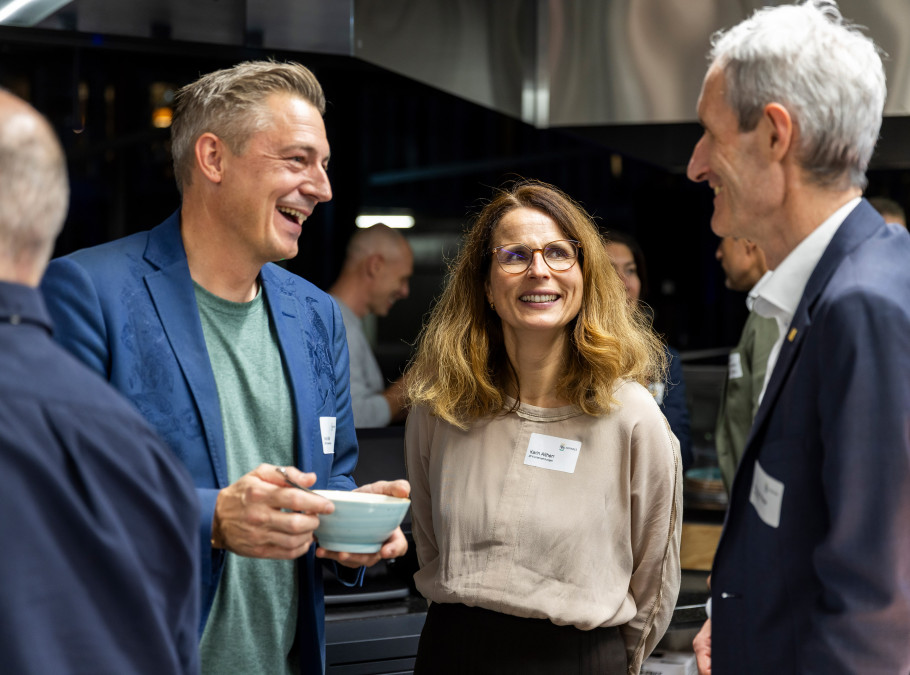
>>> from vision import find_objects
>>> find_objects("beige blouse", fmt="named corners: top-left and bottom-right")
top-left (404, 381), bottom-right (682, 675)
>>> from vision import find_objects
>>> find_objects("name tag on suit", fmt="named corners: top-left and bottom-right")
top-left (750, 460), bottom-right (785, 528)
top-left (319, 416), bottom-right (336, 454)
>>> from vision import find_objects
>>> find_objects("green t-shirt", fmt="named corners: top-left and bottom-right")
top-left (194, 282), bottom-right (298, 675)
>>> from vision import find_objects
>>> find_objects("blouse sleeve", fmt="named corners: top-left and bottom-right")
top-left (622, 394), bottom-right (683, 674)
top-left (404, 405), bottom-right (439, 570)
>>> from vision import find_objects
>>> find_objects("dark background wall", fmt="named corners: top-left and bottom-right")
top-left (2, 26), bottom-right (905, 380)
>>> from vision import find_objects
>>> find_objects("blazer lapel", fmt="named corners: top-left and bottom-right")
top-left (746, 199), bottom-right (885, 450)
top-left (261, 265), bottom-right (317, 475)
top-left (143, 214), bottom-right (229, 487)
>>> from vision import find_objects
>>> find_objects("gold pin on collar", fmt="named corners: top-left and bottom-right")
top-left (787, 327), bottom-right (798, 342)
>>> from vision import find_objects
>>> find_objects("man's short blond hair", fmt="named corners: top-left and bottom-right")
top-left (170, 60), bottom-right (325, 194)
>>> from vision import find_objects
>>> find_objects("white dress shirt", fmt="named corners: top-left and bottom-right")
top-left (746, 270), bottom-right (773, 312)
top-left (752, 197), bottom-right (861, 404)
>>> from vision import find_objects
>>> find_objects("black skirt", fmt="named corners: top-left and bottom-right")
top-left (414, 602), bottom-right (629, 675)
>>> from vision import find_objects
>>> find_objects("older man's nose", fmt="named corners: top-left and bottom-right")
top-left (687, 135), bottom-right (709, 184)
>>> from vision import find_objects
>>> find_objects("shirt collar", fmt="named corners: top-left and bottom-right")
top-left (746, 270), bottom-right (773, 312)
top-left (0, 280), bottom-right (53, 331)
top-left (752, 197), bottom-right (861, 321)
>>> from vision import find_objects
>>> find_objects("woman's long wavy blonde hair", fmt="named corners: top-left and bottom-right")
top-left (407, 179), bottom-right (666, 429)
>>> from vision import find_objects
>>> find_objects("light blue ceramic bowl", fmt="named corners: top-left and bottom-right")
top-left (313, 489), bottom-right (410, 553)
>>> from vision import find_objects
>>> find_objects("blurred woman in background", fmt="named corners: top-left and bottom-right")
top-left (605, 231), bottom-right (693, 471)
top-left (405, 180), bottom-right (682, 674)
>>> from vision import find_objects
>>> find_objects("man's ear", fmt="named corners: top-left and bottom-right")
top-left (763, 102), bottom-right (793, 163)
top-left (195, 132), bottom-right (226, 184)
top-left (365, 253), bottom-right (384, 279)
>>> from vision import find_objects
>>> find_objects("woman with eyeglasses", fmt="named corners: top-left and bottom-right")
top-left (404, 180), bottom-right (682, 674)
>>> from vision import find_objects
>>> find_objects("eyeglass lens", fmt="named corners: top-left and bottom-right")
top-left (494, 240), bottom-right (579, 271)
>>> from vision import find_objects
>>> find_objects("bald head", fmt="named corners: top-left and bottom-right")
top-left (344, 223), bottom-right (410, 265)
top-left (331, 223), bottom-right (413, 318)
top-left (0, 90), bottom-right (69, 285)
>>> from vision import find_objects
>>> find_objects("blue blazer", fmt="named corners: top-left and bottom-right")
top-left (710, 199), bottom-right (910, 673)
top-left (41, 211), bottom-right (358, 674)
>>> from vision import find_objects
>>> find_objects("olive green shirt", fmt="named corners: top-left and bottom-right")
top-left (714, 310), bottom-right (779, 494)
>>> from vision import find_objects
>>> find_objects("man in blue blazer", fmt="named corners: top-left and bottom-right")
top-left (686, 2), bottom-right (910, 673)
top-left (41, 61), bottom-right (409, 675)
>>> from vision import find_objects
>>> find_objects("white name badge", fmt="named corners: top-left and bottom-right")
top-left (750, 460), bottom-right (784, 528)
top-left (728, 352), bottom-right (744, 380)
top-left (523, 433), bottom-right (581, 474)
top-left (319, 417), bottom-right (336, 454)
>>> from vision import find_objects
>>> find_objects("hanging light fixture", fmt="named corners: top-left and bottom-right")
top-left (0, 0), bottom-right (73, 26)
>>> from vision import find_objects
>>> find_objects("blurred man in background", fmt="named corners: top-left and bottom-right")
top-left (329, 223), bottom-right (413, 427)
top-left (713, 236), bottom-right (776, 494)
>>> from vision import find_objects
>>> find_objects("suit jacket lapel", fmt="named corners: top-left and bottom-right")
top-left (261, 265), bottom-right (316, 475)
top-left (748, 317), bottom-right (807, 442)
top-left (746, 199), bottom-right (884, 450)
top-left (142, 213), bottom-right (229, 487)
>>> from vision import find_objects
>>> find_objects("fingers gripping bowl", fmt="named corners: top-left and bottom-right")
top-left (313, 490), bottom-right (410, 553)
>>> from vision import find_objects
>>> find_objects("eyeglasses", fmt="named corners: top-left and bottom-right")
top-left (491, 239), bottom-right (581, 273)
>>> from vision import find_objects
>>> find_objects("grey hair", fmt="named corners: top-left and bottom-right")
top-left (709, 0), bottom-right (885, 190)
top-left (170, 60), bottom-right (326, 194)
top-left (0, 91), bottom-right (69, 269)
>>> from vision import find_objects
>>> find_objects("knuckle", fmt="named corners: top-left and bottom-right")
top-left (244, 505), bottom-right (269, 527)
top-left (293, 513), bottom-right (319, 539)
top-left (289, 512), bottom-right (310, 533)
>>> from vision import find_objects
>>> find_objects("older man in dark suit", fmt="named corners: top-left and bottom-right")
top-left (686, 2), bottom-right (910, 673)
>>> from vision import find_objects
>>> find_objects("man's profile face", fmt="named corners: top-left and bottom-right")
top-left (687, 67), bottom-right (775, 243)
top-left (369, 243), bottom-right (413, 317)
top-left (715, 236), bottom-right (754, 292)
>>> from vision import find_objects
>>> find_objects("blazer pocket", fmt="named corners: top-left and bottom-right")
top-left (751, 437), bottom-right (825, 546)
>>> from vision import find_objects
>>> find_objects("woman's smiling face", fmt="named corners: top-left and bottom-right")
top-left (486, 206), bottom-right (583, 341)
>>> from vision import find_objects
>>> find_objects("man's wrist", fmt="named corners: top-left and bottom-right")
top-left (210, 510), bottom-right (225, 549)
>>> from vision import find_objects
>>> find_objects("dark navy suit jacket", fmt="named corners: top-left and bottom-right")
top-left (661, 345), bottom-right (692, 471)
top-left (711, 200), bottom-right (910, 673)
top-left (1, 281), bottom-right (200, 674)
top-left (40, 211), bottom-right (359, 674)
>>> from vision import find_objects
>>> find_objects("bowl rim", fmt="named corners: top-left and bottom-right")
top-left (312, 488), bottom-right (411, 505)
